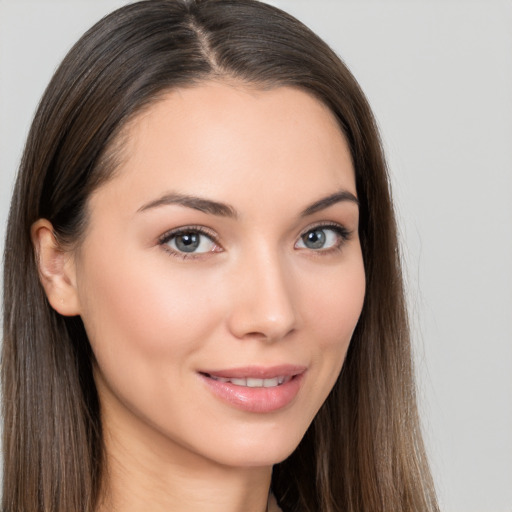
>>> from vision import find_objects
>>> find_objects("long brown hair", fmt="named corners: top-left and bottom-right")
top-left (2, 1), bottom-right (438, 511)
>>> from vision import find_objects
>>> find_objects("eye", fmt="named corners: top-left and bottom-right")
top-left (295, 224), bottom-right (349, 251)
top-left (160, 227), bottom-right (219, 256)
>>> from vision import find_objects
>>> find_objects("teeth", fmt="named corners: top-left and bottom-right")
top-left (209, 375), bottom-right (290, 387)
top-left (247, 378), bottom-right (263, 387)
top-left (209, 375), bottom-right (230, 383)
top-left (263, 378), bottom-right (279, 387)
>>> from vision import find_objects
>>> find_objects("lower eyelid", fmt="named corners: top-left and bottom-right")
top-left (158, 224), bottom-right (351, 258)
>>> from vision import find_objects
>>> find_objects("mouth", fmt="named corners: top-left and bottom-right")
top-left (198, 365), bottom-right (306, 413)
top-left (202, 374), bottom-right (293, 388)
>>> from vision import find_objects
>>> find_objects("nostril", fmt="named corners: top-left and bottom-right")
top-left (226, 261), bottom-right (298, 341)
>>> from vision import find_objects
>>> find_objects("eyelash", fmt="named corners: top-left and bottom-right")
top-left (158, 225), bottom-right (220, 260)
top-left (158, 222), bottom-right (352, 260)
top-left (298, 222), bottom-right (352, 254)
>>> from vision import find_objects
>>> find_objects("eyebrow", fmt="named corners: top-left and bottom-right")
top-left (299, 190), bottom-right (359, 217)
top-left (137, 193), bottom-right (238, 218)
top-left (137, 189), bottom-right (359, 218)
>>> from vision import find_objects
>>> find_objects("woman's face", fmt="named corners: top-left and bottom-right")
top-left (72, 82), bottom-right (365, 468)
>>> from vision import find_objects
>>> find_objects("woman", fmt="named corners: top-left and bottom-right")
top-left (2, 1), bottom-right (439, 511)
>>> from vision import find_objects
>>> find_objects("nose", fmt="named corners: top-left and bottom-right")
top-left (226, 248), bottom-right (298, 342)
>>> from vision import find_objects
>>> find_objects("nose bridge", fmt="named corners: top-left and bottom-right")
top-left (227, 241), bottom-right (297, 341)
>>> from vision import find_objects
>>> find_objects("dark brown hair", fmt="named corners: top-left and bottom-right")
top-left (2, 1), bottom-right (438, 511)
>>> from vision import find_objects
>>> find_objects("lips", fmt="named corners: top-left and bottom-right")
top-left (199, 365), bottom-right (306, 413)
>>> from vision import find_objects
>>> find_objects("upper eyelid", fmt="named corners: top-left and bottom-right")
top-left (295, 223), bottom-right (352, 255)
top-left (299, 221), bottom-right (351, 236)
top-left (157, 221), bottom-right (351, 247)
top-left (158, 225), bottom-right (219, 244)
top-left (158, 226), bottom-right (222, 259)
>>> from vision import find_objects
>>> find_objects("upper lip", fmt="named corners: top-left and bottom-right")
top-left (200, 364), bottom-right (307, 379)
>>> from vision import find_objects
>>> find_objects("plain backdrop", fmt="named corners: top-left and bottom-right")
top-left (1, 1), bottom-right (511, 511)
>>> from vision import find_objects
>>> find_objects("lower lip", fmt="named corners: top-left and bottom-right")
top-left (199, 373), bottom-right (304, 413)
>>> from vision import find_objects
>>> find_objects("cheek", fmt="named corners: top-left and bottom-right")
top-left (306, 256), bottom-right (365, 341)
top-left (76, 247), bottom-right (224, 366)
top-left (301, 254), bottom-right (365, 385)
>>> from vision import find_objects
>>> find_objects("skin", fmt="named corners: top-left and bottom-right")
top-left (33, 82), bottom-right (365, 512)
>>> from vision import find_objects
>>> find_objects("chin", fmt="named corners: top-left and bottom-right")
top-left (205, 425), bottom-right (308, 469)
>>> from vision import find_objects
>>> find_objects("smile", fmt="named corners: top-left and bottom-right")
top-left (199, 365), bottom-right (306, 413)
top-left (206, 375), bottom-right (291, 387)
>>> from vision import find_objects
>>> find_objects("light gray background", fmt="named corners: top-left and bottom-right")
top-left (1, 1), bottom-right (511, 511)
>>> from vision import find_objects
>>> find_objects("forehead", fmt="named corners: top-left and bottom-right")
top-left (90, 82), bottom-right (356, 217)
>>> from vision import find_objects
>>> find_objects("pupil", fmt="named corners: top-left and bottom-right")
top-left (176, 233), bottom-right (200, 252)
top-left (304, 230), bottom-right (325, 249)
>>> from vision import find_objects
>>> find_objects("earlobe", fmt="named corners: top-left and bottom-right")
top-left (31, 219), bottom-right (81, 316)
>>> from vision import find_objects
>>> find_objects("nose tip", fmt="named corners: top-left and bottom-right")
top-left (226, 256), bottom-right (298, 342)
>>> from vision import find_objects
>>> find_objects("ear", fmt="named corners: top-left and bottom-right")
top-left (31, 219), bottom-right (81, 316)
